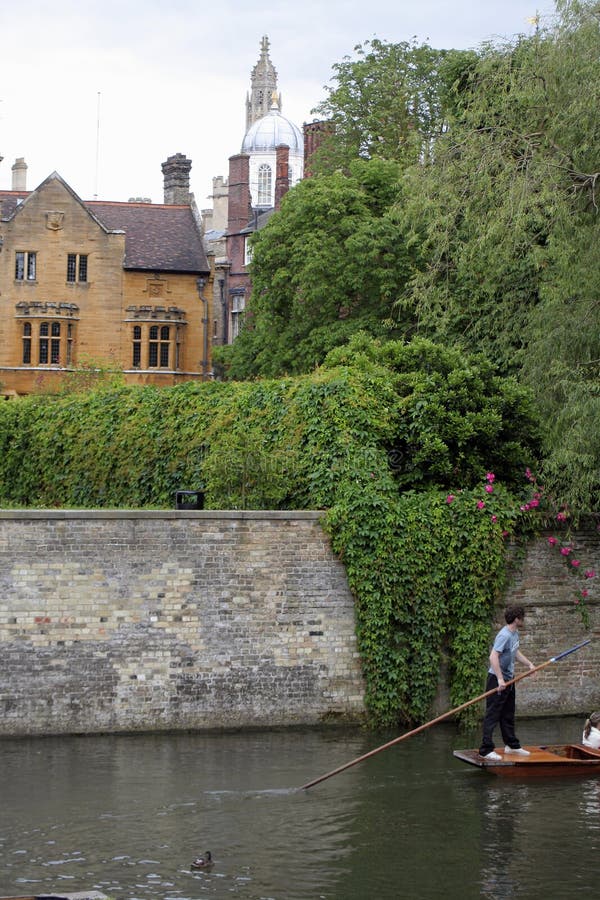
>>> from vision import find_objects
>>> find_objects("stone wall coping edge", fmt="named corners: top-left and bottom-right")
top-left (0, 508), bottom-right (325, 521)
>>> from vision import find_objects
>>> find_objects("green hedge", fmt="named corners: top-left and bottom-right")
top-left (0, 336), bottom-right (542, 725)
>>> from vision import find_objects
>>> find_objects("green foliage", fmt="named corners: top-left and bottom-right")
top-left (0, 335), bottom-right (544, 727)
top-left (323, 336), bottom-right (543, 491)
top-left (216, 159), bottom-right (411, 379)
top-left (218, 4), bottom-right (599, 514)
top-left (310, 38), bottom-right (468, 171)
top-left (327, 483), bottom-right (520, 725)
top-left (391, 0), bottom-right (600, 510)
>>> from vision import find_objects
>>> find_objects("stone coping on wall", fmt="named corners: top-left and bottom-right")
top-left (0, 509), bottom-right (324, 520)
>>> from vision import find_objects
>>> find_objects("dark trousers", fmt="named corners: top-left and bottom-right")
top-left (479, 673), bottom-right (520, 755)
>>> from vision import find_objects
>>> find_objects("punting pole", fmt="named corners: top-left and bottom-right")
top-left (300, 639), bottom-right (591, 790)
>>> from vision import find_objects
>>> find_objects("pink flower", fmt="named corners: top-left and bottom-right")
top-left (502, 530), bottom-right (510, 538)
top-left (446, 494), bottom-right (455, 504)
top-left (556, 512), bottom-right (567, 522)
top-left (491, 515), bottom-right (497, 523)
top-left (574, 597), bottom-right (580, 605)
top-left (528, 498), bottom-right (539, 508)
top-left (571, 559), bottom-right (581, 568)
top-left (485, 484), bottom-right (494, 494)
top-left (548, 536), bottom-right (557, 546)
top-left (585, 570), bottom-right (596, 579)
top-left (560, 546), bottom-right (572, 556)
top-left (582, 589), bottom-right (589, 599)
top-left (520, 504), bottom-right (530, 511)
top-left (486, 472), bottom-right (495, 483)
top-left (525, 467), bottom-right (534, 482)
top-left (477, 500), bottom-right (485, 510)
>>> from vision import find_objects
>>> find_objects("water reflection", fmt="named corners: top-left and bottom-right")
top-left (479, 782), bottom-right (522, 898)
top-left (1, 721), bottom-right (600, 898)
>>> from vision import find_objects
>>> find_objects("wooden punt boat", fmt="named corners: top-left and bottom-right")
top-left (454, 743), bottom-right (600, 777)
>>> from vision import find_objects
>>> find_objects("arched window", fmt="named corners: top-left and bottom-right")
top-left (132, 322), bottom-right (176, 370)
top-left (159, 326), bottom-right (170, 368)
top-left (257, 164), bottom-right (272, 206)
top-left (39, 322), bottom-right (49, 364)
top-left (22, 322), bottom-right (32, 364)
top-left (50, 322), bottom-right (61, 364)
top-left (21, 319), bottom-right (71, 366)
top-left (132, 325), bottom-right (142, 367)
top-left (148, 325), bottom-right (159, 367)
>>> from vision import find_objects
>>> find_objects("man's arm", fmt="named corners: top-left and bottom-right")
top-left (489, 648), bottom-right (506, 691)
top-left (516, 649), bottom-right (535, 671)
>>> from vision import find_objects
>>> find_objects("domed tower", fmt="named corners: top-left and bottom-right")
top-left (246, 36), bottom-right (281, 131)
top-left (241, 93), bottom-right (304, 208)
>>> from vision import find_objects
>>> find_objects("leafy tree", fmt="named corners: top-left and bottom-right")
top-left (309, 38), bottom-right (473, 172)
top-left (215, 158), bottom-right (412, 379)
top-left (395, 0), bottom-right (600, 510)
top-left (322, 334), bottom-right (542, 492)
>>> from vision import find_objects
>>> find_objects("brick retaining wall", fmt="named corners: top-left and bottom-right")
top-left (0, 510), bottom-right (365, 736)
top-left (501, 528), bottom-right (600, 716)
top-left (0, 511), bottom-right (598, 737)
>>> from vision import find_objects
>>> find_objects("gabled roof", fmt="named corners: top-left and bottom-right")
top-left (88, 201), bottom-right (209, 274)
top-left (0, 172), bottom-right (112, 232)
top-left (0, 174), bottom-right (209, 275)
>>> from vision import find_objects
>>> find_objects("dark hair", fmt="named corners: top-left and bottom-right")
top-left (583, 712), bottom-right (600, 739)
top-left (504, 605), bottom-right (525, 624)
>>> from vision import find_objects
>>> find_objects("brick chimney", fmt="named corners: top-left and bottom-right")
top-left (227, 154), bottom-right (252, 233)
top-left (303, 121), bottom-right (335, 177)
top-left (274, 144), bottom-right (290, 210)
top-left (161, 153), bottom-right (192, 205)
top-left (12, 157), bottom-right (27, 191)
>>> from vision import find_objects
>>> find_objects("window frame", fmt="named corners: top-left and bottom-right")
top-left (67, 253), bottom-right (88, 283)
top-left (257, 163), bottom-right (272, 206)
top-left (20, 319), bottom-right (69, 366)
top-left (134, 323), bottom-right (176, 370)
top-left (15, 251), bottom-right (37, 282)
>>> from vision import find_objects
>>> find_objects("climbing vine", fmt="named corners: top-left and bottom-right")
top-left (0, 335), bottom-right (551, 726)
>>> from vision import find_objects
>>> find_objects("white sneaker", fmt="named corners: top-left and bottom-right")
top-left (480, 751), bottom-right (502, 761)
top-left (504, 746), bottom-right (530, 756)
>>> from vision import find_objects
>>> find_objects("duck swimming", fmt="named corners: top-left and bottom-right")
top-left (191, 851), bottom-right (213, 869)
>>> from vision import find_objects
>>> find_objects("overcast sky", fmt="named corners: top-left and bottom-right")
top-left (1, 0), bottom-right (555, 209)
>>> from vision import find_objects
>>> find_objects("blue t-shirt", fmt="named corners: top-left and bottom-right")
top-left (488, 625), bottom-right (519, 680)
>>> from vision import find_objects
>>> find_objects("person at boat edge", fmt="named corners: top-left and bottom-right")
top-left (478, 604), bottom-right (536, 761)
top-left (582, 712), bottom-right (600, 749)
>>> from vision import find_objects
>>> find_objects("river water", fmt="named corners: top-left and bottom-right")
top-left (1, 717), bottom-right (599, 899)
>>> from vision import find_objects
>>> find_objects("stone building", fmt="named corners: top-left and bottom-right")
top-left (0, 154), bottom-right (211, 396)
top-left (206, 35), bottom-right (305, 348)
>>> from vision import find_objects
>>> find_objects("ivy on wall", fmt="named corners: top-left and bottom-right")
top-left (0, 336), bottom-right (544, 726)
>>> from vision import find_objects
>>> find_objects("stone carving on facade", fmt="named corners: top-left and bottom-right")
top-left (15, 300), bottom-right (79, 318)
top-left (45, 211), bottom-right (65, 230)
top-left (125, 304), bottom-right (186, 322)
